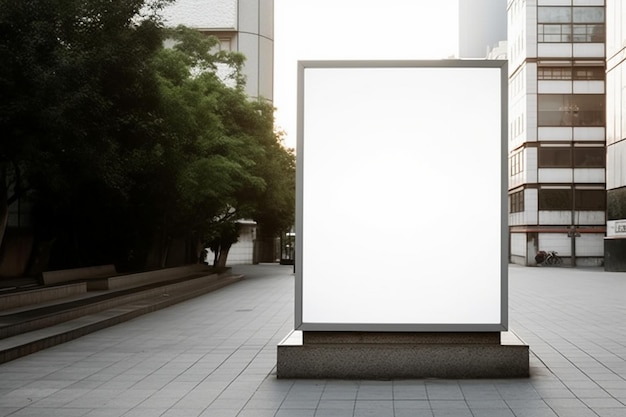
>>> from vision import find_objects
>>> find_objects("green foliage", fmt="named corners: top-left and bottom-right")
top-left (0, 0), bottom-right (174, 269)
top-left (0, 1), bottom-right (295, 271)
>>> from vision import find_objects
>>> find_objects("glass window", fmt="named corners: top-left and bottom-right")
top-left (539, 66), bottom-right (604, 80)
top-left (573, 7), bottom-right (604, 24)
top-left (538, 95), bottom-right (566, 126)
top-left (510, 191), bottom-right (525, 213)
top-left (537, 6), bottom-right (604, 43)
top-left (538, 147), bottom-right (572, 167)
top-left (538, 7), bottom-right (571, 23)
top-left (607, 187), bottom-right (626, 220)
top-left (573, 24), bottom-right (605, 42)
top-left (573, 147), bottom-right (605, 167)
top-left (538, 24), bottom-right (571, 42)
top-left (537, 94), bottom-right (605, 127)
top-left (573, 66), bottom-right (605, 80)
top-left (539, 189), bottom-right (572, 210)
top-left (575, 190), bottom-right (605, 210)
top-left (538, 67), bottom-right (572, 80)
top-left (509, 151), bottom-right (524, 176)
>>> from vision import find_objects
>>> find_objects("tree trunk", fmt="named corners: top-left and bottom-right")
top-left (195, 237), bottom-right (206, 264)
top-left (216, 243), bottom-right (232, 268)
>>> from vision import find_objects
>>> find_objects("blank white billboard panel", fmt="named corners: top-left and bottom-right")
top-left (296, 60), bottom-right (508, 332)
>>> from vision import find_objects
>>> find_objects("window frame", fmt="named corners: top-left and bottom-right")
top-left (537, 94), bottom-right (605, 127)
top-left (509, 190), bottom-right (525, 213)
top-left (537, 6), bottom-right (605, 43)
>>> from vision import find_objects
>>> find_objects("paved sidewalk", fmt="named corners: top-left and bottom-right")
top-left (0, 263), bottom-right (624, 417)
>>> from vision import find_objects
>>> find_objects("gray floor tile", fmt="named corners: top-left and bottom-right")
top-left (316, 399), bottom-right (355, 410)
top-left (275, 409), bottom-right (316, 417)
top-left (314, 409), bottom-right (355, 417)
top-left (470, 409), bottom-right (515, 417)
top-left (395, 409), bottom-right (435, 417)
top-left (595, 409), bottom-right (626, 417)
top-left (466, 399), bottom-right (509, 409)
top-left (581, 397), bottom-right (625, 408)
top-left (235, 409), bottom-right (275, 417)
top-left (353, 400), bottom-right (395, 417)
top-left (1, 265), bottom-right (625, 417)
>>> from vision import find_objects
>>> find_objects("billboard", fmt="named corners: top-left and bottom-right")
top-left (296, 60), bottom-right (508, 332)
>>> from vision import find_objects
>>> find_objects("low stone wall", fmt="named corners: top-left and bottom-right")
top-left (86, 264), bottom-right (213, 291)
top-left (0, 282), bottom-right (87, 311)
top-left (42, 265), bottom-right (117, 286)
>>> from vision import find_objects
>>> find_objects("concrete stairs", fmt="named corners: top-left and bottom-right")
top-left (0, 265), bottom-right (243, 364)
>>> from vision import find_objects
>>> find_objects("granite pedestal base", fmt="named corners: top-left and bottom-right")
top-left (276, 331), bottom-right (529, 379)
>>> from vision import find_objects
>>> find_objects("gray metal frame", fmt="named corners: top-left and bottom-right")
top-left (295, 59), bottom-right (509, 332)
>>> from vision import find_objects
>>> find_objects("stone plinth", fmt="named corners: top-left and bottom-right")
top-left (277, 331), bottom-right (529, 379)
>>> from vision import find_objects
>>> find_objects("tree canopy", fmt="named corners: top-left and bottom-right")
top-left (0, 0), bottom-right (294, 273)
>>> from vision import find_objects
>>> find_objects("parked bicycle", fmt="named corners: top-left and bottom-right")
top-left (535, 250), bottom-right (563, 266)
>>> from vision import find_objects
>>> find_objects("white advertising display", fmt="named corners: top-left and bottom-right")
top-left (296, 60), bottom-right (508, 331)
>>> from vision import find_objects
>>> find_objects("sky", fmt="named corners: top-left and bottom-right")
top-left (273, 0), bottom-right (460, 148)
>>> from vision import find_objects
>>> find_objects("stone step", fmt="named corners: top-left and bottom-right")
top-left (0, 282), bottom-right (87, 312)
top-left (0, 273), bottom-right (243, 364)
top-left (0, 272), bottom-right (225, 339)
top-left (86, 264), bottom-right (212, 291)
top-left (1, 265), bottom-right (214, 311)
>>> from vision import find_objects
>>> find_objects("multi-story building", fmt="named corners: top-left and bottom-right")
top-left (507, 0), bottom-right (606, 267)
top-left (605, 0), bottom-right (626, 271)
top-left (161, 0), bottom-right (274, 103)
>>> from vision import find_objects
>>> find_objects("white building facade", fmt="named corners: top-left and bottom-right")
top-left (507, 0), bottom-right (606, 266)
top-left (161, 0), bottom-right (274, 103)
top-left (605, 0), bottom-right (626, 270)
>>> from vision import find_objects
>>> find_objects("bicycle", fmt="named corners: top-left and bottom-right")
top-left (535, 250), bottom-right (563, 266)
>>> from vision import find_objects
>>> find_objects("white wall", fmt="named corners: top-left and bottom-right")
top-left (607, 141), bottom-right (626, 189)
top-left (510, 232), bottom-right (527, 257)
top-left (161, 0), bottom-right (274, 102)
top-left (161, 0), bottom-right (237, 29)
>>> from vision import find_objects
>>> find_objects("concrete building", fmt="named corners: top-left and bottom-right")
top-left (605, 0), bottom-right (626, 271)
top-left (459, 0), bottom-right (508, 58)
top-left (507, 0), bottom-right (606, 267)
top-left (161, 0), bottom-right (274, 103)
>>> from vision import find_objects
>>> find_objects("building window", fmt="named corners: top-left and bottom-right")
top-left (538, 146), bottom-right (571, 167)
top-left (573, 24), bottom-right (605, 43)
top-left (539, 188), bottom-right (572, 210)
top-left (539, 188), bottom-right (606, 211)
top-left (510, 191), bottom-right (525, 213)
top-left (509, 150), bottom-right (524, 176)
top-left (573, 147), bottom-right (605, 168)
top-left (219, 38), bottom-right (232, 51)
top-left (573, 7), bottom-right (604, 24)
top-left (538, 66), bottom-right (604, 80)
top-left (538, 7), bottom-right (571, 23)
top-left (537, 6), bottom-right (604, 43)
top-left (575, 189), bottom-right (606, 211)
top-left (573, 66), bottom-right (605, 80)
top-left (538, 145), bottom-right (605, 168)
top-left (537, 94), bottom-right (605, 126)
top-left (538, 24), bottom-right (572, 43)
top-left (538, 67), bottom-right (572, 80)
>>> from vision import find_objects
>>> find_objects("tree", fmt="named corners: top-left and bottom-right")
top-left (0, 0), bottom-right (172, 269)
top-left (0, 3), bottom-right (294, 272)
top-left (147, 26), bottom-right (295, 267)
